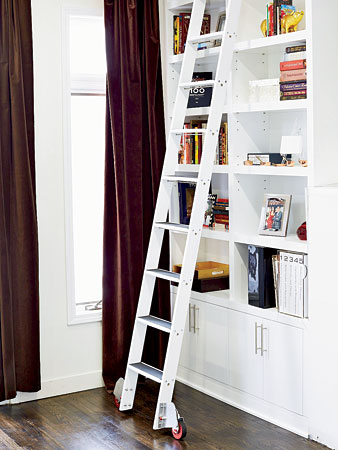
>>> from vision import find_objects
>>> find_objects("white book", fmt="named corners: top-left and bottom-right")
top-left (284, 51), bottom-right (307, 62)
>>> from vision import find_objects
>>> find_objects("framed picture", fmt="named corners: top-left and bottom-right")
top-left (214, 12), bottom-right (226, 47)
top-left (259, 194), bottom-right (292, 237)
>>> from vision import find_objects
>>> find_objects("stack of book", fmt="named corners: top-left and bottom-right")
top-left (173, 13), bottom-right (210, 54)
top-left (266, 1), bottom-right (295, 36)
top-left (213, 198), bottom-right (229, 230)
top-left (178, 121), bottom-right (228, 165)
top-left (280, 44), bottom-right (307, 101)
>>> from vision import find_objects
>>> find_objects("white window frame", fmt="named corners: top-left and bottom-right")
top-left (62, 6), bottom-right (106, 325)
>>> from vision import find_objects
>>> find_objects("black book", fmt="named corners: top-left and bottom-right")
top-left (274, 0), bottom-right (292, 35)
top-left (248, 245), bottom-right (276, 309)
top-left (187, 72), bottom-right (213, 108)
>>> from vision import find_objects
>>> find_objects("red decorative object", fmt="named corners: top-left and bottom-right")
top-left (297, 222), bottom-right (307, 241)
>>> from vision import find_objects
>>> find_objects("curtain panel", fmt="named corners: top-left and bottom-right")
top-left (0, 0), bottom-right (40, 400)
top-left (103, 0), bottom-right (169, 389)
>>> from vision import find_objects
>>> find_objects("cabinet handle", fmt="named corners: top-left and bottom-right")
top-left (255, 322), bottom-right (263, 355)
top-left (195, 307), bottom-right (200, 332)
top-left (189, 304), bottom-right (193, 333)
top-left (262, 327), bottom-right (268, 354)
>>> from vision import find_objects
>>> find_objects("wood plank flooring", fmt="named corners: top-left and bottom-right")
top-left (0, 381), bottom-right (326, 450)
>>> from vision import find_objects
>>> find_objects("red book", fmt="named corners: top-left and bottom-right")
top-left (280, 59), bottom-right (307, 71)
top-left (180, 13), bottom-right (190, 54)
top-left (280, 68), bottom-right (307, 82)
top-left (268, 4), bottom-right (274, 36)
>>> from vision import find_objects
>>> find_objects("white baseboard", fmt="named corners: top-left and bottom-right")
top-left (177, 366), bottom-right (309, 439)
top-left (8, 371), bottom-right (104, 404)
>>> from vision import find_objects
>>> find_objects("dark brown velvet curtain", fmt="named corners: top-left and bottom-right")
top-left (0, 0), bottom-right (40, 400)
top-left (103, 0), bottom-right (170, 389)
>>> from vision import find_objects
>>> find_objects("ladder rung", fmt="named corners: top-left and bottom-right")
top-left (128, 362), bottom-right (163, 383)
top-left (155, 222), bottom-right (189, 234)
top-left (162, 175), bottom-right (198, 183)
top-left (146, 269), bottom-right (180, 282)
top-left (137, 315), bottom-right (172, 333)
top-left (180, 80), bottom-right (215, 89)
top-left (189, 31), bottom-right (224, 44)
top-left (171, 128), bottom-right (207, 135)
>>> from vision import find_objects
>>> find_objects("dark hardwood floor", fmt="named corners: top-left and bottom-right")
top-left (0, 381), bottom-right (326, 450)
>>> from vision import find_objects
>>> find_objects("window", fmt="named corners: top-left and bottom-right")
top-left (63, 9), bottom-right (106, 324)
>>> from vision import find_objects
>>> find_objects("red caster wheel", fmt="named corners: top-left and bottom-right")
top-left (171, 418), bottom-right (187, 440)
top-left (114, 396), bottom-right (120, 409)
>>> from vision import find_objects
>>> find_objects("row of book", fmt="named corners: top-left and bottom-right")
top-left (266, 0), bottom-right (297, 36)
top-left (178, 121), bottom-right (228, 165)
top-left (280, 44), bottom-right (306, 101)
top-left (248, 246), bottom-right (308, 318)
top-left (173, 12), bottom-right (210, 55)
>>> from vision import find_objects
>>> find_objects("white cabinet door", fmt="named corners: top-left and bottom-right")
top-left (228, 310), bottom-right (264, 399)
top-left (179, 298), bottom-right (228, 384)
top-left (263, 320), bottom-right (303, 415)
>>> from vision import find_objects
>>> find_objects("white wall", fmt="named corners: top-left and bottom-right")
top-left (14, 0), bottom-right (104, 402)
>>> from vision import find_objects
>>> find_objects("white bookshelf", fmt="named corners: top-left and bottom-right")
top-left (159, 0), bottom-right (338, 444)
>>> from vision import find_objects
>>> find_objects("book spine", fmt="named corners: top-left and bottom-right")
top-left (224, 122), bottom-right (228, 165)
top-left (194, 128), bottom-right (199, 164)
top-left (280, 82), bottom-right (307, 92)
top-left (284, 51), bottom-right (307, 62)
top-left (281, 90), bottom-right (307, 96)
top-left (181, 14), bottom-right (191, 54)
top-left (173, 16), bottom-right (178, 54)
top-left (269, 4), bottom-right (274, 37)
top-left (280, 59), bottom-right (306, 71)
top-left (286, 45), bottom-right (306, 53)
top-left (198, 133), bottom-right (202, 164)
top-left (280, 93), bottom-right (307, 101)
top-left (184, 123), bottom-right (190, 164)
top-left (179, 15), bottom-right (183, 54)
top-left (190, 134), bottom-right (195, 164)
top-left (218, 127), bottom-right (223, 165)
top-left (222, 127), bottom-right (226, 165)
top-left (280, 68), bottom-right (307, 82)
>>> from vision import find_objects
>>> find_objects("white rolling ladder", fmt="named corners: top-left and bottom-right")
top-left (113, 0), bottom-right (241, 440)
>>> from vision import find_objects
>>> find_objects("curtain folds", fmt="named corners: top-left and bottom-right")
top-left (103, 0), bottom-right (169, 389)
top-left (0, 0), bottom-right (40, 401)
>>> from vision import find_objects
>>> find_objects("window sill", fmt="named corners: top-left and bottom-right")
top-left (68, 304), bottom-right (102, 325)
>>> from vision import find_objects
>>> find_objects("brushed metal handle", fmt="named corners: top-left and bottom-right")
top-left (255, 322), bottom-right (263, 355)
top-left (262, 327), bottom-right (268, 355)
top-left (195, 307), bottom-right (200, 332)
top-left (189, 304), bottom-right (193, 332)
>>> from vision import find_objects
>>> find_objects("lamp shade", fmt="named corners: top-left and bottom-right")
top-left (280, 136), bottom-right (303, 155)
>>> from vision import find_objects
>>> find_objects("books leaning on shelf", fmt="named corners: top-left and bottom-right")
top-left (173, 12), bottom-right (210, 55)
top-left (178, 120), bottom-right (228, 165)
top-left (280, 44), bottom-right (307, 101)
top-left (277, 251), bottom-right (308, 318)
top-left (248, 247), bottom-right (308, 318)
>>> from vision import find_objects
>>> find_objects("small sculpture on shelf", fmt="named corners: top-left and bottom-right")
top-left (299, 159), bottom-right (308, 167)
top-left (260, 19), bottom-right (267, 37)
top-left (281, 11), bottom-right (304, 34)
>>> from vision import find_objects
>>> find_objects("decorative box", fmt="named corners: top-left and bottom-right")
top-left (172, 261), bottom-right (229, 293)
top-left (249, 78), bottom-right (280, 103)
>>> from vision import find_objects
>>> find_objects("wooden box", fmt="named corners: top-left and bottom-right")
top-left (173, 261), bottom-right (229, 279)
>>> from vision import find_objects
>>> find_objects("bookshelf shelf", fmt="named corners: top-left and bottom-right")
top-left (201, 228), bottom-right (230, 241)
top-left (168, 0), bottom-right (227, 12)
top-left (232, 100), bottom-right (308, 113)
top-left (233, 232), bottom-right (308, 253)
top-left (168, 46), bottom-right (220, 65)
top-left (234, 30), bottom-right (307, 53)
top-left (233, 165), bottom-right (309, 177)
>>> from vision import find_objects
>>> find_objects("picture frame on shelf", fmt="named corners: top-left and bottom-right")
top-left (258, 194), bottom-right (292, 237)
top-left (214, 12), bottom-right (226, 47)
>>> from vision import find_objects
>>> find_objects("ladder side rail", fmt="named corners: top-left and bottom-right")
top-left (153, 0), bottom-right (242, 428)
top-left (119, 0), bottom-right (207, 411)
